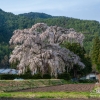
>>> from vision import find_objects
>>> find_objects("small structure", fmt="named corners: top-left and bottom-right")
top-left (86, 73), bottom-right (97, 80)
top-left (0, 69), bottom-right (18, 74)
top-left (80, 72), bottom-right (99, 81)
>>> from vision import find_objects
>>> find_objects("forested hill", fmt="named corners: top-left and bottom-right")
top-left (19, 12), bottom-right (53, 19)
top-left (0, 8), bottom-right (100, 45)
top-left (0, 8), bottom-right (100, 68)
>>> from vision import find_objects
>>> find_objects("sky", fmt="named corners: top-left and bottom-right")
top-left (0, 0), bottom-right (100, 22)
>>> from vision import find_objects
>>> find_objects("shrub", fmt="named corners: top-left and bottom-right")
top-left (43, 74), bottom-right (51, 79)
top-left (58, 73), bottom-right (71, 80)
top-left (79, 79), bottom-right (97, 83)
top-left (0, 74), bottom-right (18, 80)
top-left (32, 73), bottom-right (42, 79)
top-left (0, 73), bottom-right (42, 80)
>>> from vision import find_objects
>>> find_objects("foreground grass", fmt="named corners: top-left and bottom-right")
top-left (0, 79), bottom-right (95, 92)
top-left (0, 79), bottom-right (68, 92)
top-left (0, 92), bottom-right (95, 99)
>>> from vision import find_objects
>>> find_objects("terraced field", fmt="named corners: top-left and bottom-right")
top-left (0, 79), bottom-right (65, 92)
top-left (0, 79), bottom-right (100, 100)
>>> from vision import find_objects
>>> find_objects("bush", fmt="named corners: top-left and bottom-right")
top-left (79, 79), bottom-right (97, 83)
top-left (43, 74), bottom-right (51, 79)
top-left (32, 73), bottom-right (42, 79)
top-left (0, 73), bottom-right (42, 80)
top-left (58, 73), bottom-right (71, 80)
top-left (0, 74), bottom-right (18, 80)
top-left (18, 73), bottom-right (42, 79)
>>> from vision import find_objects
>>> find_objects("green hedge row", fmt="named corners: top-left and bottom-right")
top-left (0, 74), bottom-right (42, 80)
top-left (79, 79), bottom-right (98, 83)
top-left (0, 73), bottom-right (71, 80)
top-left (0, 73), bottom-right (53, 80)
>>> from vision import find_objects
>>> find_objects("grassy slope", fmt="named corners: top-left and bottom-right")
top-left (0, 79), bottom-right (68, 92)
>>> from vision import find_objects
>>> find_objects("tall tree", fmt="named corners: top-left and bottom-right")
top-left (9, 23), bottom-right (85, 78)
top-left (91, 36), bottom-right (100, 72)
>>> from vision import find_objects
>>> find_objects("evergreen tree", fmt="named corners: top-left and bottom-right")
top-left (91, 36), bottom-right (100, 72)
top-left (61, 42), bottom-right (92, 77)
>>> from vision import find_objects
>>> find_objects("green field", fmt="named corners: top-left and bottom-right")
top-left (0, 79), bottom-right (69, 92)
top-left (0, 79), bottom-right (100, 99)
top-left (0, 92), bottom-right (90, 99)
top-left (0, 91), bottom-right (100, 99)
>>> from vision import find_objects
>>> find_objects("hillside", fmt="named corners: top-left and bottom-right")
top-left (19, 12), bottom-right (53, 19)
top-left (0, 9), bottom-right (100, 68)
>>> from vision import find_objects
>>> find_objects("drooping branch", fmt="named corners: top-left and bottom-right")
top-left (9, 23), bottom-right (85, 77)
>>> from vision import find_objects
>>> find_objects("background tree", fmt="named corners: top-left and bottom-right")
top-left (61, 42), bottom-right (92, 77)
top-left (91, 36), bottom-right (100, 72)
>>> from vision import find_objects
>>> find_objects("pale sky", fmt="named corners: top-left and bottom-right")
top-left (0, 0), bottom-right (100, 22)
